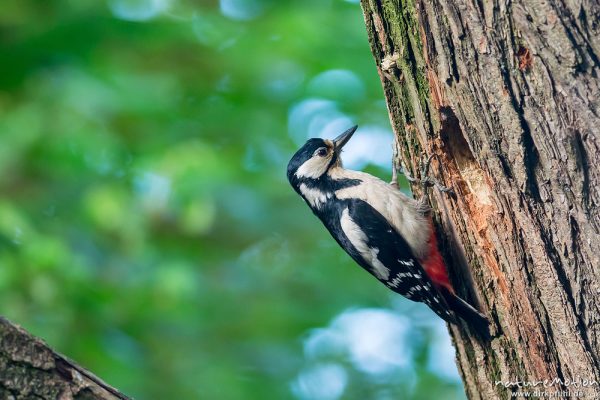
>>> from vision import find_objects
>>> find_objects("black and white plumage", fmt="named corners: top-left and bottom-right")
top-left (287, 126), bottom-right (488, 328)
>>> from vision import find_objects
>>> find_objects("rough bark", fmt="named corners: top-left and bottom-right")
top-left (0, 317), bottom-right (129, 400)
top-left (359, 0), bottom-right (600, 398)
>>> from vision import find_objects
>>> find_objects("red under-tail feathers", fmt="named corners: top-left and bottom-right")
top-left (420, 228), bottom-right (453, 293)
top-left (420, 226), bottom-right (490, 333)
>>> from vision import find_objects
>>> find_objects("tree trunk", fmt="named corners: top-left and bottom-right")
top-left (359, 0), bottom-right (600, 398)
top-left (0, 317), bottom-right (129, 400)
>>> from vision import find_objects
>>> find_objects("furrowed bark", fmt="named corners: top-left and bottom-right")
top-left (0, 317), bottom-right (129, 400)
top-left (359, 0), bottom-right (600, 398)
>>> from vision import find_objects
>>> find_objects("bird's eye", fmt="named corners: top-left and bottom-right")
top-left (316, 148), bottom-right (328, 157)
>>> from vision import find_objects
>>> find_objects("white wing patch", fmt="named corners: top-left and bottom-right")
top-left (299, 184), bottom-right (331, 209)
top-left (330, 167), bottom-right (431, 259)
top-left (340, 207), bottom-right (390, 280)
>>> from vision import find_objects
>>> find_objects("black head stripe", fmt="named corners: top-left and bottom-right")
top-left (287, 139), bottom-right (324, 183)
top-left (287, 138), bottom-right (333, 186)
top-left (326, 151), bottom-right (339, 171)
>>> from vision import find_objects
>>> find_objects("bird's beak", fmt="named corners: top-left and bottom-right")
top-left (333, 125), bottom-right (357, 153)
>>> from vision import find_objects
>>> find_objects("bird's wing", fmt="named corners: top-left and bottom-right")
top-left (340, 199), bottom-right (455, 322)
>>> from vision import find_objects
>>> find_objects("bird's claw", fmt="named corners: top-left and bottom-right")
top-left (391, 141), bottom-right (419, 187)
top-left (390, 141), bottom-right (400, 188)
top-left (418, 154), bottom-right (455, 196)
top-left (391, 150), bottom-right (454, 196)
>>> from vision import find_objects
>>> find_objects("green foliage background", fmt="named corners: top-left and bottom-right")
top-left (0, 0), bottom-right (466, 399)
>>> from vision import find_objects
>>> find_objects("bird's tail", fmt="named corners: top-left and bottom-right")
top-left (439, 287), bottom-right (490, 336)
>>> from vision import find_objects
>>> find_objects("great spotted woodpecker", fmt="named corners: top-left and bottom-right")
top-left (287, 126), bottom-right (488, 328)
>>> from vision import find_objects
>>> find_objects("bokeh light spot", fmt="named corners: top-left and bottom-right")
top-left (307, 69), bottom-right (365, 103)
top-left (108, 0), bottom-right (170, 21)
top-left (291, 363), bottom-right (348, 400)
top-left (219, 0), bottom-right (265, 21)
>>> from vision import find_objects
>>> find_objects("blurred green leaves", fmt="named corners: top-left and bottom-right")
top-left (0, 0), bottom-right (465, 399)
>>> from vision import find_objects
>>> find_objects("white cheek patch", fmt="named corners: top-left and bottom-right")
top-left (295, 155), bottom-right (331, 179)
top-left (299, 184), bottom-right (331, 209)
top-left (340, 208), bottom-right (390, 280)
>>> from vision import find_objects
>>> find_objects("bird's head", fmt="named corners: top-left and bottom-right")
top-left (287, 125), bottom-right (357, 192)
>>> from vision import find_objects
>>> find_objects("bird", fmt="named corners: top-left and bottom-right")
top-left (287, 125), bottom-right (488, 329)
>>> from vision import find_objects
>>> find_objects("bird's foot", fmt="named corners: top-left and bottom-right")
top-left (390, 147), bottom-right (452, 196)
top-left (390, 143), bottom-right (418, 189)
top-left (418, 153), bottom-right (455, 196)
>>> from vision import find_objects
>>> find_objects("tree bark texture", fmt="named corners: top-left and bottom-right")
top-left (359, 0), bottom-right (600, 398)
top-left (0, 317), bottom-right (129, 400)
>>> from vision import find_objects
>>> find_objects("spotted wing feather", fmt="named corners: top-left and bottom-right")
top-left (342, 199), bottom-right (455, 323)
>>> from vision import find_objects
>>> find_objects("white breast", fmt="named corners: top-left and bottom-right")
top-left (330, 168), bottom-right (431, 259)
